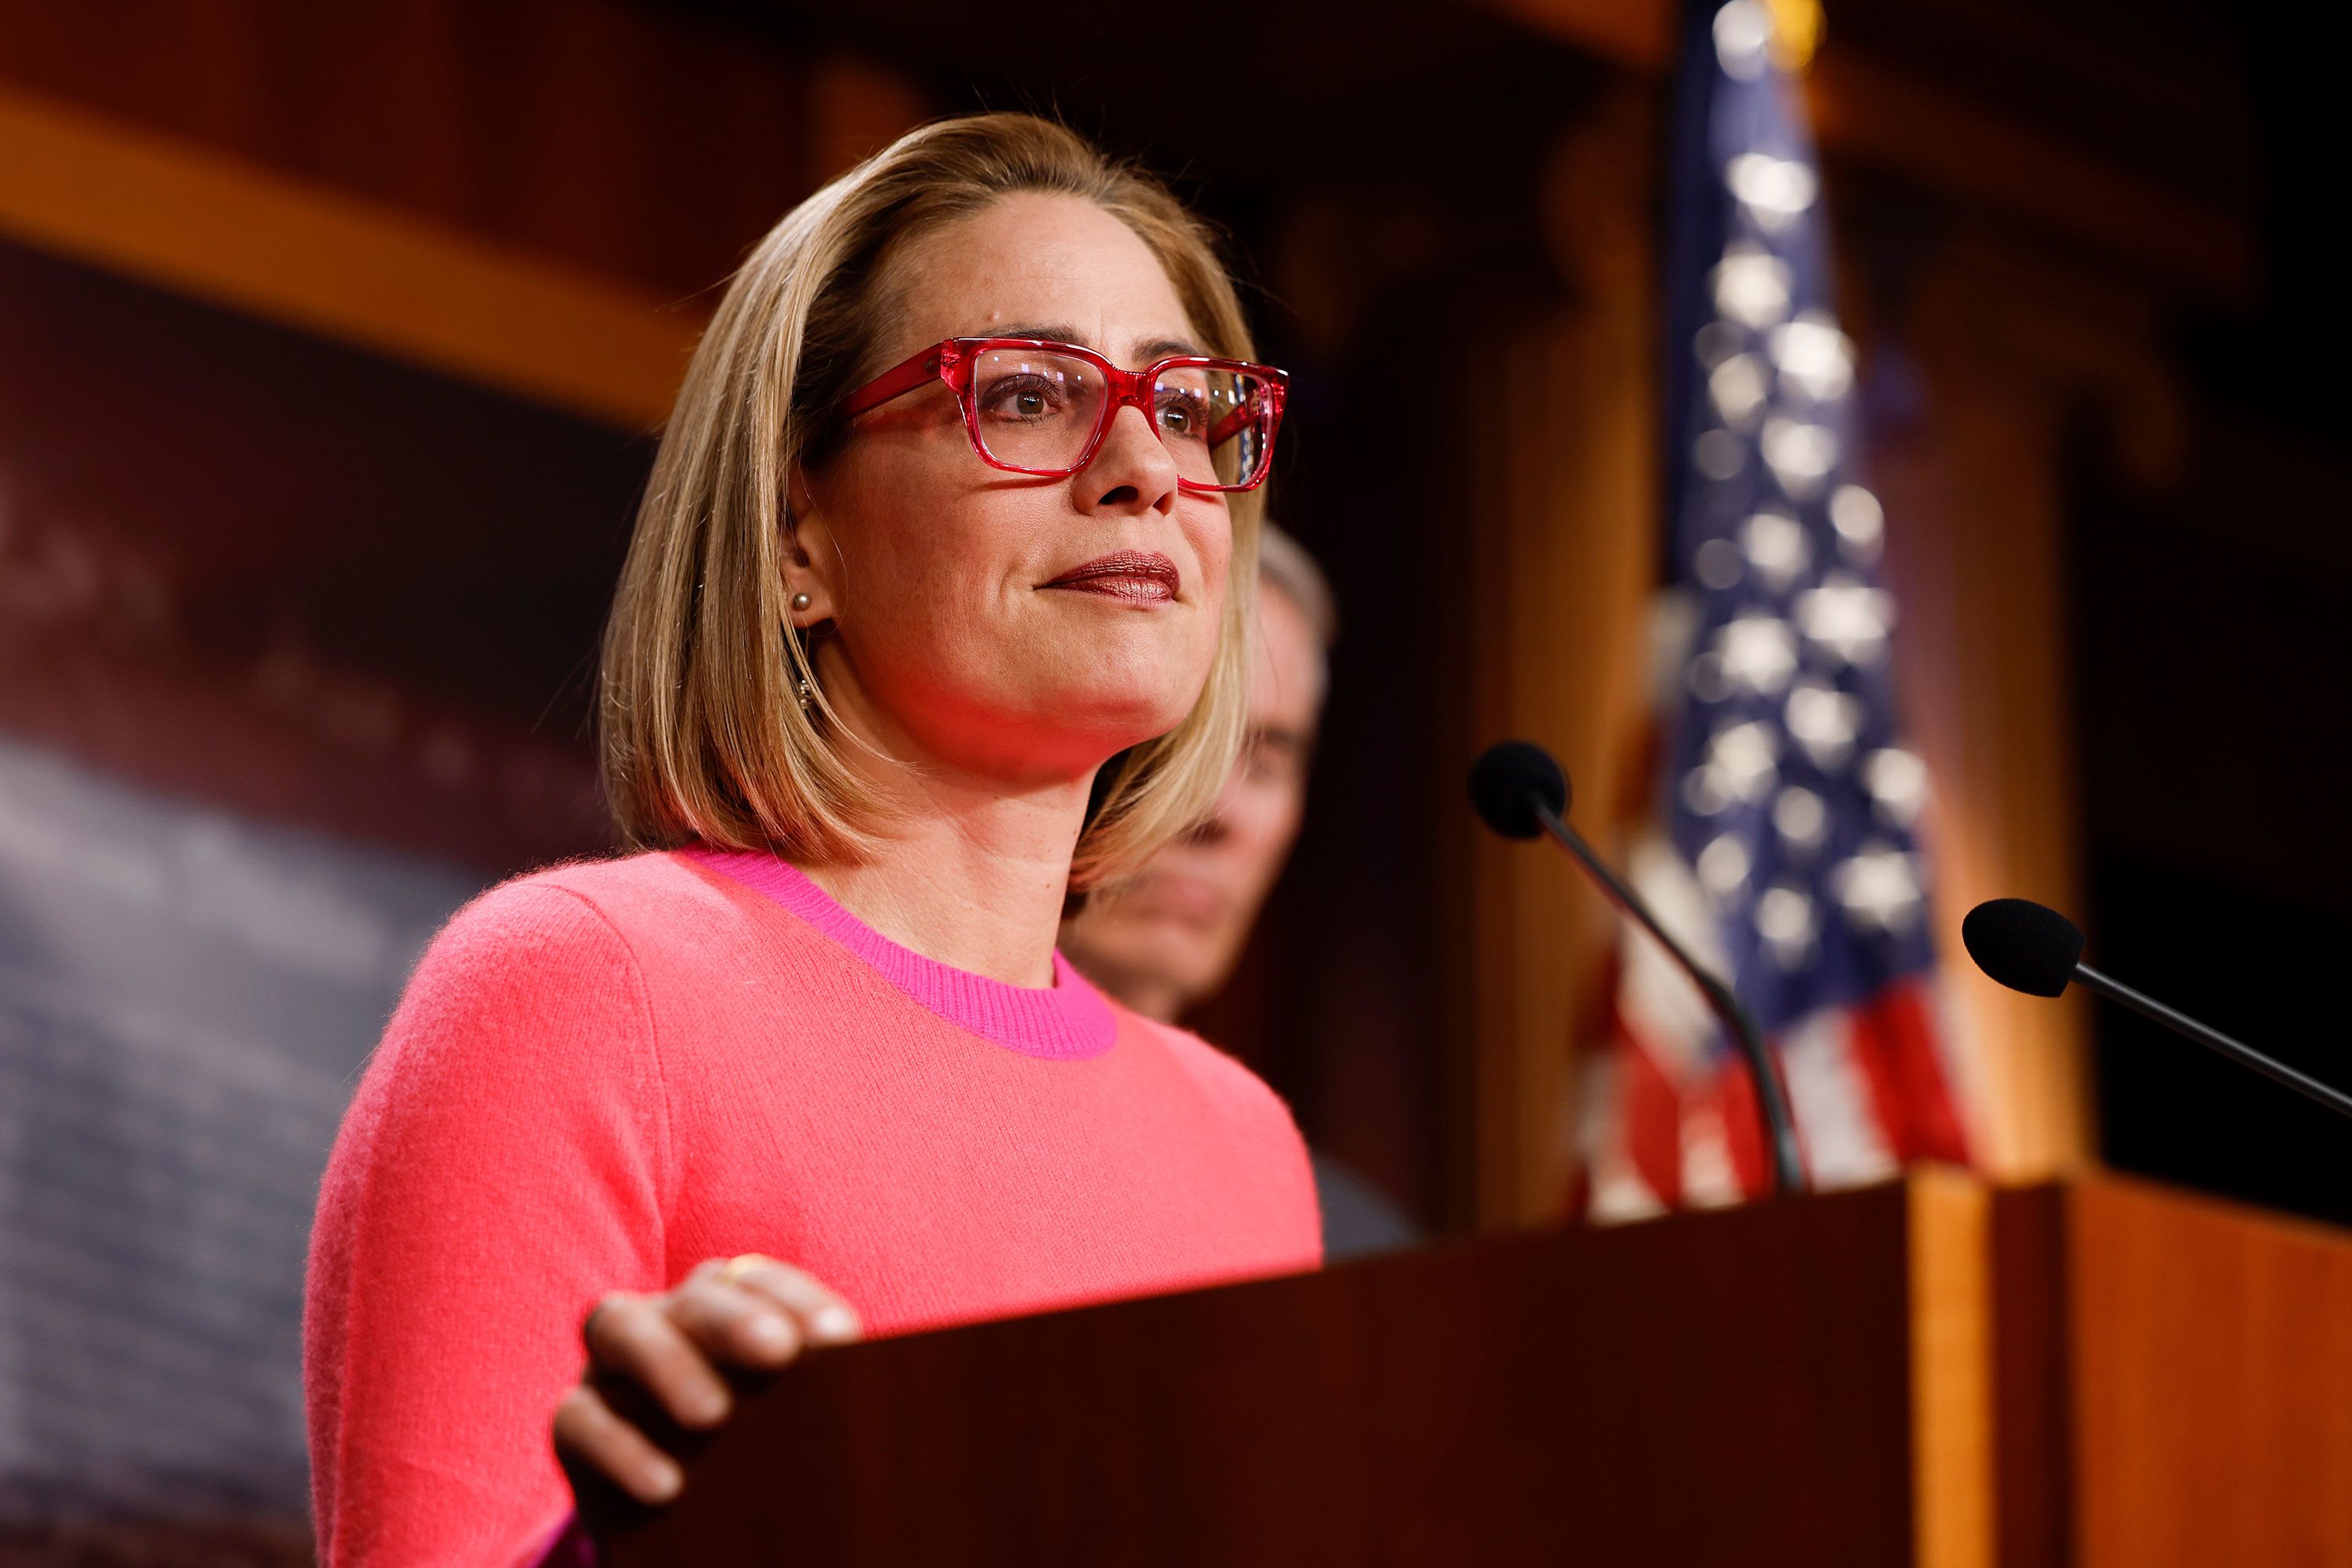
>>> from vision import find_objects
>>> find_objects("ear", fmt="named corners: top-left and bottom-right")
top-left (782, 461), bottom-right (842, 628)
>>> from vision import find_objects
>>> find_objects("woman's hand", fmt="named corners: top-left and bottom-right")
top-left (554, 1254), bottom-right (863, 1505)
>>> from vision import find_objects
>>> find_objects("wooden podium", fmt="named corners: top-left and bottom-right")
top-left (596, 1173), bottom-right (2352, 1566)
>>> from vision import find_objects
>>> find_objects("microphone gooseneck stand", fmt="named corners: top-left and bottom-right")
top-left (1530, 800), bottom-right (1808, 1197)
top-left (2071, 962), bottom-right (2352, 1122)
top-left (1961, 896), bottom-right (2352, 1126)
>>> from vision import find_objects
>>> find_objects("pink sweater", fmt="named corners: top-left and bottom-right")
top-left (303, 848), bottom-right (1323, 1567)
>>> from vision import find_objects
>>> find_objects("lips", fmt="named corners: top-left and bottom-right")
top-left (1039, 550), bottom-right (1181, 603)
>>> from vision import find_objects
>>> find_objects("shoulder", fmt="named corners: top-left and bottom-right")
top-left (1118, 1007), bottom-right (1323, 1265)
top-left (415, 848), bottom-right (751, 991)
top-left (394, 854), bottom-right (652, 1012)
top-left (373, 850), bottom-right (735, 1097)
top-left (1122, 1006), bottom-right (1307, 1143)
top-left (383, 848), bottom-right (850, 1080)
top-left (419, 855), bottom-right (635, 963)
top-left (333, 856), bottom-right (687, 1200)
top-left (368, 858), bottom-right (660, 1076)
top-left (473, 847), bottom-right (719, 945)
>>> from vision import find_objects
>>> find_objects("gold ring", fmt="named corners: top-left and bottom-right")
top-left (717, 1253), bottom-right (768, 1284)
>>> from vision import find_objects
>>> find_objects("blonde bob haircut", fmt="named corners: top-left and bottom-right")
top-left (599, 112), bottom-right (1262, 891)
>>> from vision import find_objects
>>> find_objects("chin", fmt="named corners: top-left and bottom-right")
top-left (1065, 618), bottom-right (1215, 696)
top-left (1040, 677), bottom-right (1202, 752)
top-left (913, 646), bottom-right (1205, 773)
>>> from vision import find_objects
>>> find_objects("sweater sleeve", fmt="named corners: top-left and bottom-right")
top-left (304, 877), bottom-right (674, 1568)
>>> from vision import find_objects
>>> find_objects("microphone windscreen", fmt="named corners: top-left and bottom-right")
top-left (1469, 741), bottom-right (1571, 840)
top-left (1962, 898), bottom-right (2085, 997)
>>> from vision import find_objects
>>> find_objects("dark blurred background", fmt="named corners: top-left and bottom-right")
top-left (0, 0), bottom-right (2344, 1557)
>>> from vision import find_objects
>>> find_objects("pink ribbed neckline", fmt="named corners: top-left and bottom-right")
top-left (680, 846), bottom-right (1118, 1062)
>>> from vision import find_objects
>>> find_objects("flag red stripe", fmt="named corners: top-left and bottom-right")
top-left (1610, 1013), bottom-right (1686, 1209)
top-left (1838, 979), bottom-right (1972, 1166)
top-left (1710, 1054), bottom-right (1771, 1198)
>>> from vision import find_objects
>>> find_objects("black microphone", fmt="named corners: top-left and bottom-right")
top-left (1962, 898), bottom-right (2352, 1122)
top-left (1469, 740), bottom-right (1807, 1196)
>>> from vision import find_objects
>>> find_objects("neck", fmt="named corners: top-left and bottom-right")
top-left (797, 681), bottom-right (1092, 990)
top-left (804, 782), bottom-right (1080, 989)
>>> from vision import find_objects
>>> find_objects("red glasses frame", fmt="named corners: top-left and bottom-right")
top-left (837, 336), bottom-right (1288, 494)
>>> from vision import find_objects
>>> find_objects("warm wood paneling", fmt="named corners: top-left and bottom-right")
top-left (1991, 1175), bottom-right (2352, 1566)
top-left (1468, 0), bottom-right (2254, 299)
top-left (1988, 1185), bottom-right (2071, 1568)
top-left (1806, 53), bottom-right (2252, 299)
top-left (1464, 90), bottom-right (1661, 1229)
top-left (2068, 1178), bottom-right (2352, 1567)
top-left (1910, 1169), bottom-right (1995, 1568)
top-left (604, 1185), bottom-right (1926, 1565)
top-left (1866, 234), bottom-right (2177, 1181)
top-left (0, 3), bottom-right (931, 428)
top-left (588, 1174), bottom-right (2352, 1564)
top-left (0, 81), bottom-right (699, 430)
top-left (0, 0), bottom-right (926, 299)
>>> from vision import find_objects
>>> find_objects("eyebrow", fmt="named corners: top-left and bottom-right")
top-left (985, 324), bottom-right (1206, 362)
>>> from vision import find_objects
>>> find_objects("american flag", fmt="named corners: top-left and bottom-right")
top-left (1580, 0), bottom-right (1973, 1217)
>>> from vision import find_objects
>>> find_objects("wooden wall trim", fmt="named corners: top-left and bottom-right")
top-left (0, 82), bottom-right (702, 430)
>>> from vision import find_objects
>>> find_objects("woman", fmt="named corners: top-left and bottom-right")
top-left (302, 113), bottom-right (1319, 1567)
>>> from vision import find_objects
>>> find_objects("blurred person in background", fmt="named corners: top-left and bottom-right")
top-left (303, 113), bottom-right (1318, 1567)
top-left (1062, 524), bottom-right (1418, 1260)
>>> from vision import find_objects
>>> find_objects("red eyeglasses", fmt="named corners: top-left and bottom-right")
top-left (837, 336), bottom-right (1288, 493)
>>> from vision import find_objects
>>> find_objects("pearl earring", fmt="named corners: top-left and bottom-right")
top-left (789, 591), bottom-right (812, 612)
top-left (797, 676), bottom-right (815, 713)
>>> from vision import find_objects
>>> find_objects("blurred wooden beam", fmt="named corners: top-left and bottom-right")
top-left (1805, 52), bottom-right (2253, 300)
top-left (0, 81), bottom-right (702, 431)
top-left (1472, 0), bottom-right (2253, 299)
top-left (1476, 0), bottom-right (1674, 74)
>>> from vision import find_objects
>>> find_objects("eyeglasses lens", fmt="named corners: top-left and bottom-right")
top-left (971, 349), bottom-right (1272, 488)
top-left (971, 350), bottom-right (1105, 473)
top-left (1153, 365), bottom-right (1272, 489)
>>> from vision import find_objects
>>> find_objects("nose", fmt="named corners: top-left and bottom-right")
top-left (1073, 403), bottom-right (1182, 518)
